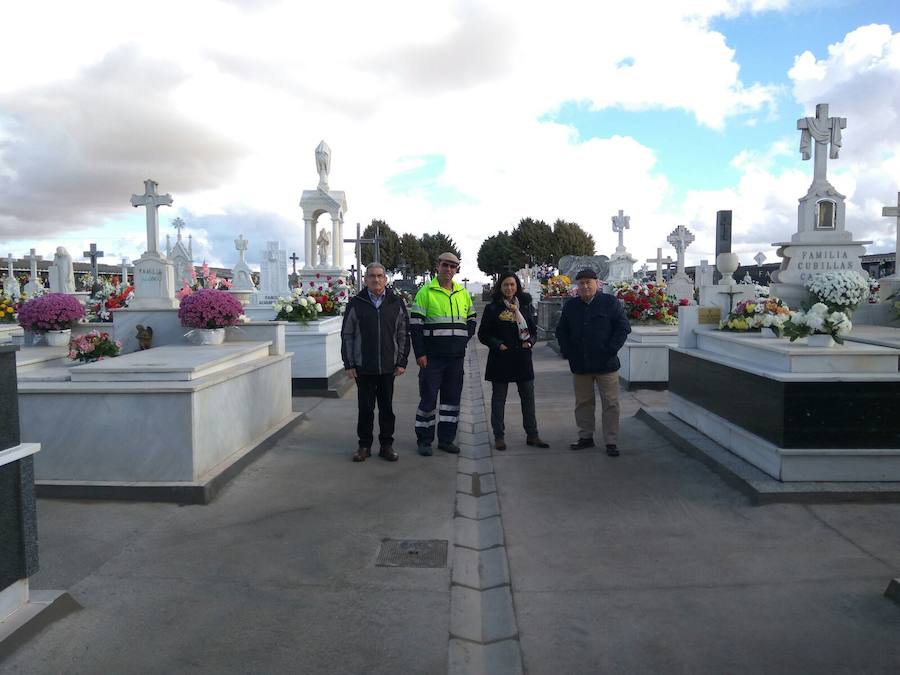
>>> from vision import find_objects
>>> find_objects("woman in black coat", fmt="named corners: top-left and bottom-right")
top-left (477, 272), bottom-right (549, 451)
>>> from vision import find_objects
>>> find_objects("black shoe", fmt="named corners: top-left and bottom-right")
top-left (379, 445), bottom-right (399, 462)
top-left (417, 442), bottom-right (433, 457)
top-left (352, 447), bottom-right (371, 462)
top-left (438, 441), bottom-right (460, 454)
top-left (569, 438), bottom-right (595, 451)
top-left (526, 436), bottom-right (550, 448)
top-left (494, 438), bottom-right (506, 451)
top-left (606, 444), bottom-right (620, 457)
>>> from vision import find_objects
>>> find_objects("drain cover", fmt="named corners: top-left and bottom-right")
top-left (376, 539), bottom-right (448, 568)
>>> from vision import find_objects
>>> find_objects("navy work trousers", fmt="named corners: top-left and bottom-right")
top-left (415, 355), bottom-right (464, 445)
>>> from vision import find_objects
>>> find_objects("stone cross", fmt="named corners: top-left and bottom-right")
top-left (797, 103), bottom-right (846, 187)
top-left (24, 248), bottom-right (42, 294)
top-left (173, 217), bottom-right (185, 240)
top-left (83, 243), bottom-right (104, 292)
top-left (130, 179), bottom-right (173, 255)
top-left (235, 234), bottom-right (249, 263)
top-left (289, 251), bottom-right (300, 274)
top-left (121, 257), bottom-right (129, 284)
top-left (882, 192), bottom-right (900, 279)
top-left (611, 209), bottom-right (630, 252)
top-left (6, 253), bottom-right (13, 280)
top-left (754, 252), bottom-right (766, 266)
top-left (666, 225), bottom-right (695, 276)
top-left (646, 248), bottom-right (673, 286)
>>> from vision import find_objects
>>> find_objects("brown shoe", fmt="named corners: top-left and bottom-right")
top-left (494, 438), bottom-right (506, 451)
top-left (352, 447), bottom-right (371, 462)
top-left (378, 446), bottom-right (399, 462)
top-left (526, 436), bottom-right (549, 448)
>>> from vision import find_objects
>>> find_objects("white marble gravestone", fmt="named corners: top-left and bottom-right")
top-left (770, 103), bottom-right (870, 308)
top-left (47, 247), bottom-right (76, 294)
top-left (230, 234), bottom-right (257, 292)
top-left (255, 241), bottom-right (289, 305)
top-left (129, 179), bottom-right (178, 310)
top-left (23, 249), bottom-right (42, 297)
top-left (608, 210), bottom-right (637, 283)
top-left (166, 217), bottom-right (194, 289)
top-left (666, 225), bottom-right (696, 303)
top-left (299, 141), bottom-right (348, 287)
top-left (3, 253), bottom-right (20, 300)
top-left (694, 260), bottom-right (715, 289)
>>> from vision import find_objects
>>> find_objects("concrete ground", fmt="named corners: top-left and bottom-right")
top-left (5, 336), bottom-right (900, 674)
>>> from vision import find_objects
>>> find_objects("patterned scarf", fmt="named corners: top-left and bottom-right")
top-left (501, 297), bottom-right (531, 342)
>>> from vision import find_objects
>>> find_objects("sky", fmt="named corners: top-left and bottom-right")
top-left (1, 0), bottom-right (899, 284)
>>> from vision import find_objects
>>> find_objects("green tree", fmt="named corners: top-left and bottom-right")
top-left (510, 218), bottom-right (555, 266)
top-left (552, 219), bottom-right (595, 265)
top-left (399, 233), bottom-right (429, 280)
top-left (420, 232), bottom-right (461, 271)
top-left (360, 219), bottom-right (401, 272)
top-left (477, 231), bottom-right (525, 278)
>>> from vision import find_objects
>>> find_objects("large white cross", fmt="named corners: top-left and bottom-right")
top-left (611, 209), bottom-right (630, 252)
top-left (666, 225), bottom-right (695, 275)
top-left (883, 191), bottom-right (900, 279)
top-left (797, 103), bottom-right (846, 188)
top-left (235, 234), bottom-right (249, 264)
top-left (131, 179), bottom-right (173, 255)
top-left (6, 253), bottom-right (13, 279)
top-left (25, 248), bottom-right (41, 279)
top-left (646, 247), bottom-right (674, 285)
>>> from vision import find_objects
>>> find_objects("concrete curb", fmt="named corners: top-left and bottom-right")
top-left (447, 344), bottom-right (523, 675)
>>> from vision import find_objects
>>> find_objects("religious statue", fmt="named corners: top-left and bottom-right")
top-left (49, 246), bottom-right (76, 293)
top-left (315, 140), bottom-right (331, 191)
top-left (316, 228), bottom-right (330, 267)
top-left (136, 325), bottom-right (154, 350)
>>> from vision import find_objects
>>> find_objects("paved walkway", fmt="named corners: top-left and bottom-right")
top-left (5, 338), bottom-right (900, 674)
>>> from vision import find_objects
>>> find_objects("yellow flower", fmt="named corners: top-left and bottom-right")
top-left (5, 307), bottom-right (12, 313)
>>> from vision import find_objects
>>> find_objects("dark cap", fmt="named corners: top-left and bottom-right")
top-left (574, 268), bottom-right (598, 280)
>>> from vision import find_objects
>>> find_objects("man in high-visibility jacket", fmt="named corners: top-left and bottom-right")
top-left (410, 251), bottom-right (477, 455)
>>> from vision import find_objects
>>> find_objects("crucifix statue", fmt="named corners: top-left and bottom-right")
top-left (83, 243), bottom-right (105, 293)
top-left (882, 192), bottom-right (900, 279)
top-left (289, 251), bottom-right (300, 275)
top-left (611, 209), bottom-right (630, 253)
top-left (646, 248), bottom-right (673, 286)
top-left (666, 225), bottom-right (695, 276)
top-left (798, 103), bottom-right (846, 188)
top-left (131, 179), bottom-right (173, 256)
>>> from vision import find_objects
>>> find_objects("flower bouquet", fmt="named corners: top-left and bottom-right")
top-left (541, 274), bottom-right (572, 299)
top-left (535, 264), bottom-right (557, 282)
top-left (721, 297), bottom-right (791, 335)
top-left (302, 274), bottom-right (353, 315)
top-left (17, 293), bottom-right (85, 332)
top-left (0, 294), bottom-right (18, 323)
top-left (86, 275), bottom-right (134, 321)
top-left (805, 271), bottom-right (869, 313)
top-left (612, 281), bottom-right (680, 324)
top-left (68, 330), bottom-right (122, 363)
top-left (783, 302), bottom-right (852, 344)
top-left (273, 289), bottom-right (321, 324)
top-left (176, 262), bottom-right (233, 300)
top-left (178, 289), bottom-right (245, 329)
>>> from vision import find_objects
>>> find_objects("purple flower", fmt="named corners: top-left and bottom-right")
top-left (18, 293), bottom-right (85, 332)
top-left (178, 289), bottom-right (244, 329)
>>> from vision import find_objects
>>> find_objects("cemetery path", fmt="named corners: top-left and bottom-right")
top-left (6, 335), bottom-right (900, 674)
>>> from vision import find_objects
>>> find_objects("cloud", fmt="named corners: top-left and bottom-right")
top-left (0, 44), bottom-right (247, 237)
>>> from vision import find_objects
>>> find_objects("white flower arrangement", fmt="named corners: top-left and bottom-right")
top-left (784, 302), bottom-right (853, 344)
top-left (805, 271), bottom-right (869, 312)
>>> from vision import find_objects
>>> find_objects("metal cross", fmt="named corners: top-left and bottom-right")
top-left (343, 222), bottom-right (382, 290)
top-left (717, 286), bottom-right (744, 314)
top-left (882, 191), bottom-right (900, 279)
top-left (461, 277), bottom-right (469, 291)
top-left (83, 243), bottom-right (105, 292)
top-left (130, 179), bottom-right (173, 255)
top-left (289, 251), bottom-right (300, 274)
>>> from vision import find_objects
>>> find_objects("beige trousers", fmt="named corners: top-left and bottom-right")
top-left (573, 372), bottom-right (620, 445)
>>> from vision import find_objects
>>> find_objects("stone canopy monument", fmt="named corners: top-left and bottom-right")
top-left (770, 103), bottom-right (870, 308)
top-left (299, 140), bottom-right (348, 285)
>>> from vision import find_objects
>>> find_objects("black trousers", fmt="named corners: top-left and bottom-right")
top-left (356, 373), bottom-right (396, 448)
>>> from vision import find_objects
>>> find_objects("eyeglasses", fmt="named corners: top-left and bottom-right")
top-left (439, 261), bottom-right (458, 269)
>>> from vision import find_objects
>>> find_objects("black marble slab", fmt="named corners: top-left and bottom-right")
top-left (670, 350), bottom-right (900, 449)
top-left (0, 349), bottom-right (20, 451)
top-left (0, 457), bottom-right (39, 589)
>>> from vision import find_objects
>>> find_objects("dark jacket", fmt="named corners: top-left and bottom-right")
top-left (555, 292), bottom-right (631, 374)
top-left (341, 288), bottom-right (410, 375)
top-left (477, 294), bottom-right (538, 383)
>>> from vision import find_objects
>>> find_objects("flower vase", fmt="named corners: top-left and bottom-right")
top-left (807, 333), bottom-right (835, 348)
top-left (190, 328), bottom-right (226, 345)
top-left (45, 329), bottom-right (72, 347)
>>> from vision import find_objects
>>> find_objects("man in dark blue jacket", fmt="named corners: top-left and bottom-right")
top-left (341, 262), bottom-right (410, 463)
top-left (555, 269), bottom-right (631, 456)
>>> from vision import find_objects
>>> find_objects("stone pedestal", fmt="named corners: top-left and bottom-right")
top-left (129, 254), bottom-right (178, 310)
top-left (607, 252), bottom-right (636, 283)
top-left (667, 274), bottom-right (694, 304)
top-left (283, 316), bottom-right (350, 397)
top-left (112, 308), bottom-right (185, 354)
top-left (617, 324), bottom-right (679, 389)
top-left (770, 240), bottom-right (870, 309)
